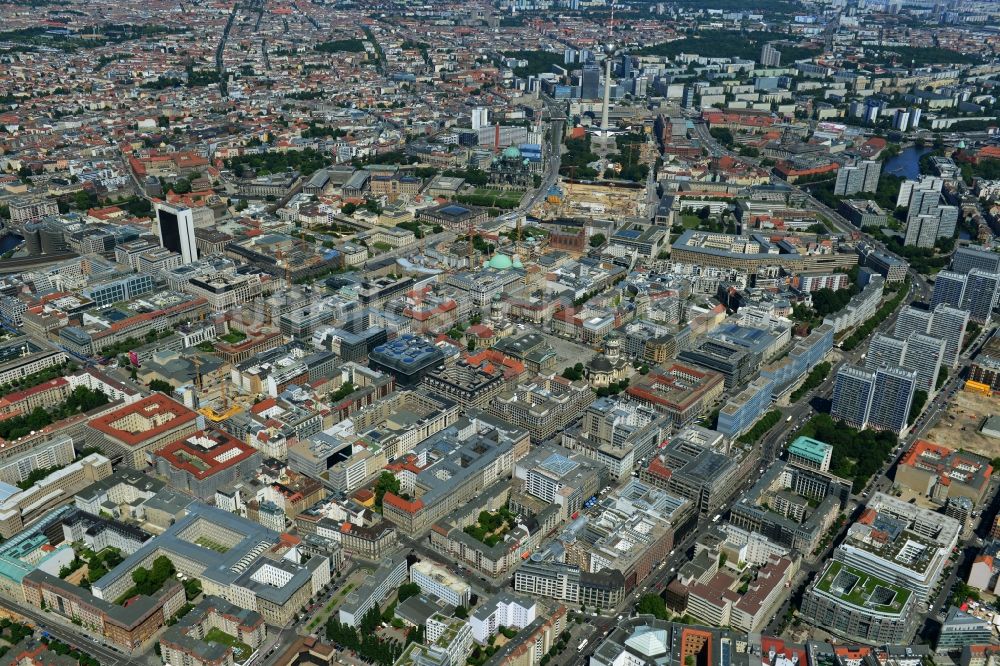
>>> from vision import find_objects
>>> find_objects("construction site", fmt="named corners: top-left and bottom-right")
top-left (533, 178), bottom-right (646, 221)
top-left (922, 385), bottom-right (1000, 459)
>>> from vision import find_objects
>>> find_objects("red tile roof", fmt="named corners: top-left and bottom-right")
top-left (88, 394), bottom-right (198, 447)
top-left (153, 429), bottom-right (258, 479)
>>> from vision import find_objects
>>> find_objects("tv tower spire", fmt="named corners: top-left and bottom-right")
top-left (599, 0), bottom-right (618, 141)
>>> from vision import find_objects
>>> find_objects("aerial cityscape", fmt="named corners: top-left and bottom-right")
top-left (1, 0), bottom-right (1000, 664)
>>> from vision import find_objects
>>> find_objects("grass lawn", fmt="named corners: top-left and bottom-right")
top-left (195, 536), bottom-right (230, 553)
top-left (816, 561), bottom-right (910, 611)
top-left (220, 330), bottom-right (247, 344)
top-left (205, 627), bottom-right (253, 661)
top-left (680, 214), bottom-right (703, 229)
top-left (453, 189), bottom-right (523, 209)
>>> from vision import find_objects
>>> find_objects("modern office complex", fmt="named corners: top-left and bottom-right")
top-left (677, 337), bottom-right (761, 389)
top-left (799, 560), bottom-right (920, 644)
top-left (513, 445), bottom-right (606, 520)
top-left (786, 436), bottom-right (833, 472)
top-left (730, 458), bottom-right (850, 553)
top-left (831, 365), bottom-right (916, 434)
top-left (899, 333), bottom-right (946, 391)
top-left (368, 334), bottom-right (447, 387)
top-left (834, 160), bottom-right (880, 196)
top-left (800, 493), bottom-right (960, 644)
top-left (155, 202), bottom-right (197, 264)
top-left (952, 246), bottom-right (1000, 275)
top-left (932, 269), bottom-right (1000, 323)
top-left (380, 415), bottom-right (530, 534)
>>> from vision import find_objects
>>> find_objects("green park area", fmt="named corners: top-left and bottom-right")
top-left (464, 507), bottom-right (518, 547)
top-left (794, 414), bottom-right (896, 492)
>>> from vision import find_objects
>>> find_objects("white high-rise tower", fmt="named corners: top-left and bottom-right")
top-left (600, 45), bottom-right (614, 134)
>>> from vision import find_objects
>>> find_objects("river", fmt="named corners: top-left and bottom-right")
top-left (882, 145), bottom-right (972, 239)
top-left (0, 234), bottom-right (22, 254)
top-left (883, 145), bottom-right (932, 180)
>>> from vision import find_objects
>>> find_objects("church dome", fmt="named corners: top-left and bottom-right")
top-left (512, 256), bottom-right (524, 269)
top-left (590, 355), bottom-right (613, 372)
top-left (502, 145), bottom-right (522, 159)
top-left (488, 253), bottom-right (514, 269)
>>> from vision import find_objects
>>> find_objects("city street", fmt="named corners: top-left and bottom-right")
top-left (0, 596), bottom-right (131, 666)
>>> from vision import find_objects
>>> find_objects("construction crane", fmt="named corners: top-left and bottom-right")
top-left (191, 354), bottom-right (203, 393)
top-left (198, 380), bottom-right (245, 422)
top-left (274, 247), bottom-right (291, 289)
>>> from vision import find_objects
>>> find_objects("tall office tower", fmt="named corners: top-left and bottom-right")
top-left (835, 161), bottom-right (881, 196)
top-left (472, 107), bottom-right (489, 131)
top-left (681, 84), bottom-right (696, 109)
top-left (760, 43), bottom-right (782, 67)
top-left (929, 304), bottom-right (969, 367)
top-left (961, 269), bottom-right (1000, 323)
top-left (866, 334), bottom-right (906, 372)
top-left (619, 55), bottom-right (633, 79)
top-left (834, 166), bottom-right (861, 197)
top-left (893, 109), bottom-right (910, 132)
top-left (898, 177), bottom-right (943, 214)
top-left (580, 61), bottom-right (601, 100)
top-left (932, 271), bottom-right (967, 309)
top-left (894, 306), bottom-right (932, 341)
top-left (869, 366), bottom-right (917, 434)
top-left (831, 365), bottom-right (875, 429)
top-left (952, 246), bottom-right (1000, 275)
top-left (907, 184), bottom-right (942, 220)
top-left (864, 101), bottom-right (880, 124)
top-left (903, 333), bottom-right (946, 391)
top-left (936, 205), bottom-right (959, 239)
top-left (861, 160), bottom-right (881, 194)
top-left (154, 203), bottom-right (196, 265)
top-left (904, 214), bottom-right (939, 248)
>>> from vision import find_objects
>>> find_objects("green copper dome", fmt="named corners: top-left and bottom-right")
top-left (488, 253), bottom-right (514, 269)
